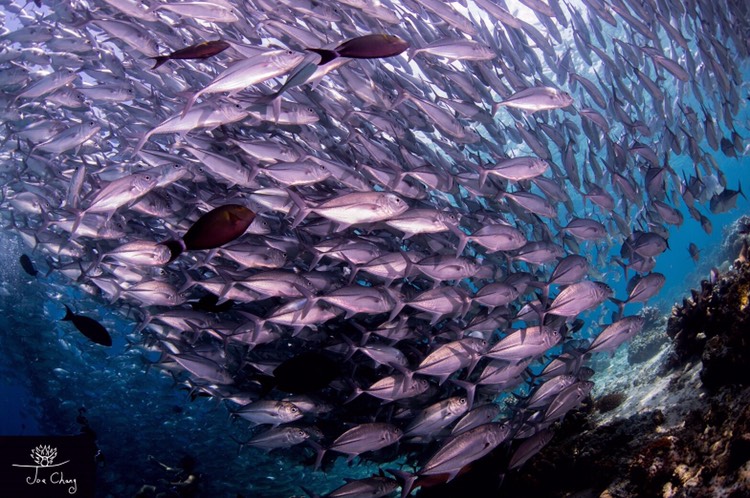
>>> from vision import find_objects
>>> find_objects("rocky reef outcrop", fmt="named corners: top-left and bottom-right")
top-left (667, 260), bottom-right (750, 391)
top-left (498, 227), bottom-right (750, 498)
top-left (500, 379), bottom-right (750, 498)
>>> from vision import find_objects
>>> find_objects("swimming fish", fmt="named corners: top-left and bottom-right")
top-left (149, 40), bottom-right (231, 70)
top-left (163, 204), bottom-right (256, 262)
top-left (307, 34), bottom-right (409, 66)
top-left (19, 254), bottom-right (39, 276)
top-left (61, 305), bottom-right (112, 347)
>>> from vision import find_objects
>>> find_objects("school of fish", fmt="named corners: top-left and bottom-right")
top-left (0, 0), bottom-right (748, 495)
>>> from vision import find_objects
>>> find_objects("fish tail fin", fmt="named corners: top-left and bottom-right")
top-left (62, 305), bottom-right (74, 321)
top-left (452, 226), bottom-right (469, 257)
top-left (252, 92), bottom-right (279, 106)
top-left (300, 485), bottom-right (320, 498)
top-left (386, 469), bottom-right (417, 498)
top-left (478, 168), bottom-right (489, 189)
top-left (305, 48), bottom-right (337, 66)
top-left (44, 256), bottom-right (57, 278)
top-left (613, 258), bottom-right (629, 281)
top-left (294, 283), bottom-right (316, 318)
top-left (344, 385), bottom-right (363, 405)
top-left (131, 131), bottom-right (151, 158)
top-left (399, 249), bottom-right (416, 276)
top-left (287, 189), bottom-right (311, 229)
top-left (149, 56), bottom-right (169, 70)
top-left (228, 434), bottom-right (251, 457)
top-left (347, 265), bottom-right (361, 284)
top-left (134, 310), bottom-right (153, 335)
top-left (609, 297), bottom-right (625, 320)
top-left (69, 210), bottom-right (85, 240)
top-left (181, 91), bottom-right (200, 119)
top-left (310, 440), bottom-right (326, 471)
top-left (340, 333), bottom-right (358, 362)
top-left (406, 47), bottom-right (418, 61)
top-left (388, 295), bottom-right (406, 324)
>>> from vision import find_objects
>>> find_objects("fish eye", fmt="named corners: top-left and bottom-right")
top-left (88, 121), bottom-right (95, 126)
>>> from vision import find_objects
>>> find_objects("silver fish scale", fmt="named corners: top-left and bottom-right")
top-left (1, 0), bottom-right (746, 492)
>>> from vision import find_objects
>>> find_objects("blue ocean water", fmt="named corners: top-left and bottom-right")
top-left (0, 0), bottom-right (748, 497)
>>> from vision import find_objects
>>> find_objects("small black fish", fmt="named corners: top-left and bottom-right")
top-left (19, 254), bottom-right (38, 276)
top-left (62, 305), bottom-right (112, 346)
top-left (688, 242), bottom-right (700, 263)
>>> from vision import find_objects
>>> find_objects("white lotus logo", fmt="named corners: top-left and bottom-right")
top-left (30, 445), bottom-right (58, 467)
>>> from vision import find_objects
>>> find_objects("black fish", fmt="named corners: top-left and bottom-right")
top-left (62, 305), bottom-right (112, 346)
top-left (19, 254), bottom-right (38, 276)
top-left (271, 351), bottom-right (340, 394)
top-left (149, 40), bottom-right (231, 70)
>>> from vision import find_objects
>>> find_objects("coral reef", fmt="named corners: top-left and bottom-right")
top-left (666, 261), bottom-right (750, 391)
top-left (718, 215), bottom-right (750, 268)
top-left (595, 392), bottom-right (627, 413)
top-left (500, 375), bottom-right (750, 498)
top-left (499, 245), bottom-right (750, 498)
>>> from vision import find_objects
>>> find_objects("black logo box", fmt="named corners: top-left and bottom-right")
top-left (0, 435), bottom-right (96, 498)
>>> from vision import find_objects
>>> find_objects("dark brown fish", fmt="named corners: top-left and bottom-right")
top-left (307, 34), bottom-right (409, 66)
top-left (163, 204), bottom-right (256, 262)
top-left (150, 40), bottom-right (231, 70)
